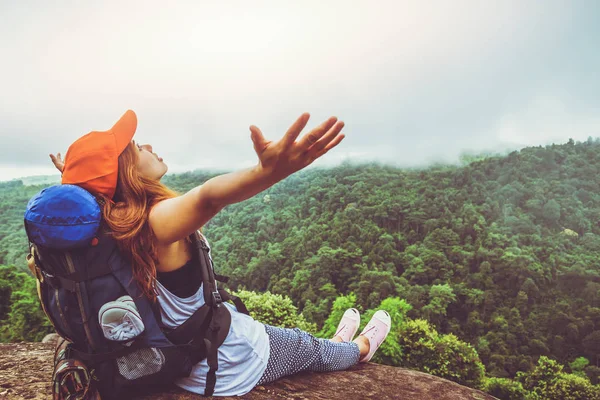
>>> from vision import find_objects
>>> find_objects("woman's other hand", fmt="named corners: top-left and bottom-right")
top-left (49, 153), bottom-right (65, 173)
top-left (249, 113), bottom-right (345, 180)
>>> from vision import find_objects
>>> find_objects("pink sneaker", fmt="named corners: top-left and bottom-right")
top-left (358, 310), bottom-right (391, 362)
top-left (333, 308), bottom-right (360, 342)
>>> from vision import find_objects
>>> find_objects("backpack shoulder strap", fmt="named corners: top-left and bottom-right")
top-left (217, 289), bottom-right (249, 315)
top-left (190, 232), bottom-right (248, 314)
top-left (192, 232), bottom-right (222, 308)
top-left (190, 232), bottom-right (252, 396)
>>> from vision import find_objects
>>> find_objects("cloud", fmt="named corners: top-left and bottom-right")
top-left (493, 95), bottom-right (600, 147)
top-left (0, 0), bottom-right (598, 181)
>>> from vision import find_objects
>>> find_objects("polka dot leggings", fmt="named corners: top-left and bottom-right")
top-left (256, 324), bottom-right (361, 385)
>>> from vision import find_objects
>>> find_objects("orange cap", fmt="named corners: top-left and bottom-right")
top-left (62, 110), bottom-right (137, 199)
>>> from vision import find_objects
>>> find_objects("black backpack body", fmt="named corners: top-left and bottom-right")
top-left (24, 184), bottom-right (247, 398)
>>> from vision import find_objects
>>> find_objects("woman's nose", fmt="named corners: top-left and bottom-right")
top-left (141, 144), bottom-right (153, 152)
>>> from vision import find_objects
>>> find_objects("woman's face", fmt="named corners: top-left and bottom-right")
top-left (134, 141), bottom-right (168, 180)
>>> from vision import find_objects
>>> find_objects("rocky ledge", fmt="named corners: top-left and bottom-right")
top-left (0, 342), bottom-right (496, 400)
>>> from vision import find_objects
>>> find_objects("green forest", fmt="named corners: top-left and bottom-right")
top-left (1, 139), bottom-right (600, 399)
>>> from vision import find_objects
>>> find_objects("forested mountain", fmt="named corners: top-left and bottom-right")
top-left (198, 139), bottom-right (600, 378)
top-left (0, 180), bottom-right (44, 268)
top-left (1, 138), bottom-right (600, 398)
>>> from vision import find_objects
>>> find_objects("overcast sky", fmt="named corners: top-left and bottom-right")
top-left (0, 0), bottom-right (598, 182)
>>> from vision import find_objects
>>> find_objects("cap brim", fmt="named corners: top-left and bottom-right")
top-left (112, 110), bottom-right (137, 153)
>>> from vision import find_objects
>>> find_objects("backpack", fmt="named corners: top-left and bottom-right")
top-left (24, 184), bottom-right (248, 399)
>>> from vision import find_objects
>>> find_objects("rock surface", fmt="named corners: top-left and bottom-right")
top-left (0, 342), bottom-right (497, 400)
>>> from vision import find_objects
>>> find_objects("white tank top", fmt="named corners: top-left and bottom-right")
top-left (155, 236), bottom-right (269, 396)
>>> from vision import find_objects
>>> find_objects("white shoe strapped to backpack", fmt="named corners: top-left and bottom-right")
top-left (358, 310), bottom-right (392, 362)
top-left (98, 295), bottom-right (145, 343)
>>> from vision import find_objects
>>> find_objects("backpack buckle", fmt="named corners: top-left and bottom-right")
top-left (41, 269), bottom-right (60, 289)
top-left (211, 291), bottom-right (223, 306)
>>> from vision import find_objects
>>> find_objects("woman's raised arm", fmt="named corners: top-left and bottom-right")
top-left (149, 113), bottom-right (345, 244)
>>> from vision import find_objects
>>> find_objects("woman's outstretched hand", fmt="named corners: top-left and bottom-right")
top-left (49, 153), bottom-right (65, 173)
top-left (249, 113), bottom-right (345, 180)
top-left (149, 113), bottom-right (345, 243)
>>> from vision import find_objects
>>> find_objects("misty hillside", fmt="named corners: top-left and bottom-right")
top-left (1, 139), bottom-right (600, 395)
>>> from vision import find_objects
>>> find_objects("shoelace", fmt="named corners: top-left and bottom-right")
top-left (362, 325), bottom-right (384, 348)
top-left (109, 318), bottom-right (135, 341)
top-left (334, 324), bottom-right (347, 337)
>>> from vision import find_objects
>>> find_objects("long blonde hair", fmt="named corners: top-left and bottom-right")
top-left (99, 142), bottom-right (180, 301)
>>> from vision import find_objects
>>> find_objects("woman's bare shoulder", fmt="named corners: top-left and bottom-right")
top-left (148, 186), bottom-right (217, 244)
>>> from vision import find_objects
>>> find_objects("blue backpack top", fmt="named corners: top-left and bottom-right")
top-left (24, 184), bottom-right (101, 249)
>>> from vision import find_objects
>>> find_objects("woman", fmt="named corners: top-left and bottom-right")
top-left (50, 109), bottom-right (391, 396)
